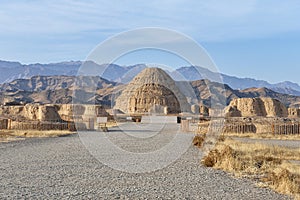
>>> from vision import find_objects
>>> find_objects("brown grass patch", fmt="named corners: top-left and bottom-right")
top-left (193, 134), bottom-right (206, 148)
top-left (197, 136), bottom-right (300, 198)
top-left (225, 132), bottom-right (300, 141)
top-left (0, 130), bottom-right (76, 143)
top-left (264, 169), bottom-right (300, 196)
top-left (106, 121), bottom-right (118, 128)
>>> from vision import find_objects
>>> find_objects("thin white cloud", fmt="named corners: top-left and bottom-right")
top-left (0, 0), bottom-right (300, 64)
top-left (0, 0), bottom-right (299, 40)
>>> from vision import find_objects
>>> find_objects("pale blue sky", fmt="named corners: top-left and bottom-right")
top-left (0, 0), bottom-right (300, 84)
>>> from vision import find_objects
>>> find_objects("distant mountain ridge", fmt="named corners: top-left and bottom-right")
top-left (0, 60), bottom-right (299, 96)
top-left (174, 66), bottom-right (300, 96)
top-left (1, 75), bottom-right (300, 108)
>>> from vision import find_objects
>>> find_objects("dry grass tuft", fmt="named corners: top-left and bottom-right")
top-left (264, 169), bottom-right (300, 195)
top-left (218, 134), bottom-right (226, 142)
top-left (0, 130), bottom-right (76, 143)
top-left (202, 145), bottom-right (243, 172)
top-left (225, 132), bottom-right (300, 141)
top-left (196, 135), bottom-right (300, 198)
top-left (106, 121), bottom-right (118, 128)
top-left (202, 149), bottom-right (220, 167)
top-left (193, 134), bottom-right (206, 148)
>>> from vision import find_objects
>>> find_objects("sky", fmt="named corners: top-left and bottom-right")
top-left (0, 0), bottom-right (300, 84)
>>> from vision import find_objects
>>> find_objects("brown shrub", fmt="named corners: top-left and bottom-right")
top-left (253, 156), bottom-right (282, 169)
top-left (200, 138), bottom-right (300, 198)
top-left (193, 135), bottom-right (206, 148)
top-left (202, 149), bottom-right (220, 167)
top-left (265, 169), bottom-right (300, 195)
top-left (202, 145), bottom-right (239, 170)
top-left (220, 145), bottom-right (234, 157)
top-left (218, 134), bottom-right (226, 142)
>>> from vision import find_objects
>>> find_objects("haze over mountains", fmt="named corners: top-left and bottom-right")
top-left (1, 60), bottom-right (300, 97)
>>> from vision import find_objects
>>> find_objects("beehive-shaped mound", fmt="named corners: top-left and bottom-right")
top-left (114, 67), bottom-right (190, 114)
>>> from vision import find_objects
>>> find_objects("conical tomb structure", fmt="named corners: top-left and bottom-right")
top-left (114, 68), bottom-right (190, 114)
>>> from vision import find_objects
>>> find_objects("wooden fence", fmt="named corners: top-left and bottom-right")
top-left (0, 118), bottom-right (102, 131)
top-left (223, 123), bottom-right (256, 134)
top-left (0, 119), bottom-right (8, 129)
top-left (195, 120), bottom-right (300, 135)
top-left (272, 123), bottom-right (300, 135)
top-left (7, 121), bottom-right (76, 131)
top-left (182, 119), bottom-right (224, 134)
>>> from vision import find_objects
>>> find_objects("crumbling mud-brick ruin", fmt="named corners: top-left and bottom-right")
top-left (114, 68), bottom-right (190, 114)
top-left (1, 67), bottom-right (300, 135)
top-left (0, 104), bottom-right (109, 131)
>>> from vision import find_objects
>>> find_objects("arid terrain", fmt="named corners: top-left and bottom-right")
top-left (193, 132), bottom-right (300, 199)
top-left (2, 0), bottom-right (300, 199)
top-left (0, 126), bottom-right (292, 199)
top-left (1, 67), bottom-right (300, 199)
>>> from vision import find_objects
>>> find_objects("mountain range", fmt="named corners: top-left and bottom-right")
top-left (1, 60), bottom-right (300, 97)
top-left (1, 75), bottom-right (300, 108)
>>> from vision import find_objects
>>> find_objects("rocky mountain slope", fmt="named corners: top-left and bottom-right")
top-left (0, 76), bottom-right (118, 106)
top-left (189, 80), bottom-right (300, 107)
top-left (0, 75), bottom-right (115, 92)
top-left (1, 75), bottom-right (300, 109)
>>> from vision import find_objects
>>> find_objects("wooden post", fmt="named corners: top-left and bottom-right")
top-left (279, 125), bottom-right (281, 135)
top-left (181, 120), bottom-right (189, 132)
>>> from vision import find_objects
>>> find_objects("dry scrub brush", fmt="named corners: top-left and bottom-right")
top-left (194, 136), bottom-right (300, 198)
top-left (224, 132), bottom-right (300, 141)
top-left (192, 134), bottom-right (206, 148)
top-left (0, 130), bottom-right (75, 142)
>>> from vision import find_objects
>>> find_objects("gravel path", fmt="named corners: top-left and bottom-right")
top-left (0, 124), bottom-right (291, 199)
top-left (233, 137), bottom-right (300, 149)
